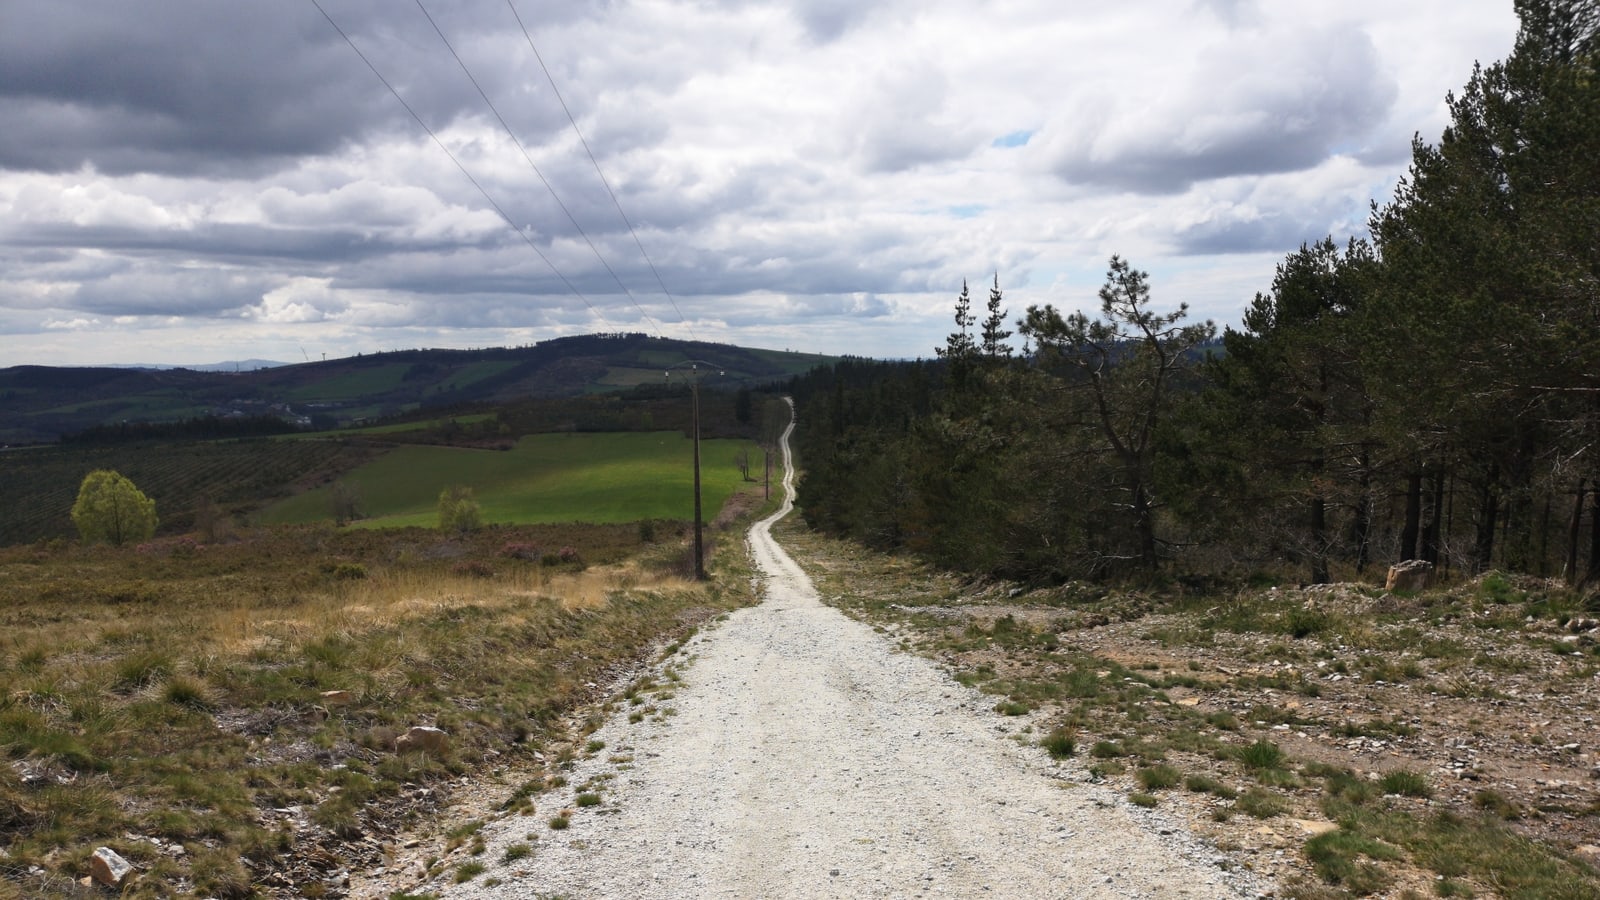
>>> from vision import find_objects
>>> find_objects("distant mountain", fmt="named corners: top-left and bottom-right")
top-left (0, 334), bottom-right (834, 444)
top-left (104, 359), bottom-right (293, 372)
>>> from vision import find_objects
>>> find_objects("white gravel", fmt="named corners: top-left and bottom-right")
top-left (417, 408), bottom-right (1271, 899)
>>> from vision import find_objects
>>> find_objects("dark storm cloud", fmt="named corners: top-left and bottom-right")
top-left (789, 0), bottom-right (877, 43)
top-left (9, 221), bottom-right (499, 266)
top-left (71, 267), bottom-right (282, 318)
top-left (1046, 22), bottom-right (1397, 194)
top-left (0, 1), bottom-right (586, 177)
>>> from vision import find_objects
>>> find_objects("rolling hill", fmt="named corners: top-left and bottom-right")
top-left (0, 333), bottom-right (834, 444)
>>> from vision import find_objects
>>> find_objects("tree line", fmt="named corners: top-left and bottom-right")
top-left (793, 0), bottom-right (1600, 588)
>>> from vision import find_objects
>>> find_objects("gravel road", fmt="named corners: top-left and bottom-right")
top-left (418, 406), bottom-right (1270, 899)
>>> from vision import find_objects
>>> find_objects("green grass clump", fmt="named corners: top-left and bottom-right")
top-left (1379, 770), bottom-right (1431, 798)
top-left (1128, 792), bottom-right (1158, 808)
top-left (453, 861), bottom-right (486, 883)
top-left (575, 792), bottom-right (602, 808)
top-left (548, 815), bottom-right (570, 830)
top-left (1184, 774), bottom-right (1237, 799)
top-left (1234, 788), bottom-right (1288, 819)
top-left (1040, 728), bottom-right (1076, 759)
top-left (1235, 738), bottom-right (1287, 772)
top-left (502, 843), bottom-right (531, 864)
top-left (1304, 830), bottom-right (1399, 894)
top-left (1136, 764), bottom-right (1182, 791)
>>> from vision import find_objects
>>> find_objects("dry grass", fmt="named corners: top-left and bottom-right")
top-left (0, 520), bottom-right (755, 898)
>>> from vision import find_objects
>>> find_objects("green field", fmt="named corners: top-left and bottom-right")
top-left (277, 413), bottom-right (496, 439)
top-left (285, 363), bottom-right (412, 402)
top-left (257, 431), bottom-right (759, 527)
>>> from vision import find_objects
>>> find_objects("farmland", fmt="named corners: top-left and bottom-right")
top-left (0, 439), bottom-right (382, 546)
top-left (256, 432), bottom-right (764, 529)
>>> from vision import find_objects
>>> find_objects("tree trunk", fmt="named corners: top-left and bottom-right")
top-left (1424, 466), bottom-right (1446, 566)
top-left (1475, 469), bottom-right (1499, 573)
top-left (1401, 465), bottom-right (1423, 560)
top-left (1352, 452), bottom-right (1373, 574)
top-left (1587, 487), bottom-right (1600, 587)
top-left (1309, 493), bottom-right (1330, 584)
top-left (1566, 479), bottom-right (1586, 584)
top-left (1132, 479), bottom-right (1158, 571)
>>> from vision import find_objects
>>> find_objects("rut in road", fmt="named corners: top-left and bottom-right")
top-left (422, 405), bottom-right (1267, 899)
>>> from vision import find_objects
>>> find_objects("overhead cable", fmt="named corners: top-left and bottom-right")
top-left (505, 0), bottom-right (699, 342)
top-left (310, 0), bottom-right (615, 331)
top-left (414, 0), bottom-right (665, 338)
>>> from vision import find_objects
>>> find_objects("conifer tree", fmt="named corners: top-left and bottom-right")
top-left (980, 274), bottom-right (1013, 359)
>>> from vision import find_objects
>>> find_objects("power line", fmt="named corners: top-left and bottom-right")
top-left (504, 0), bottom-right (699, 342)
top-left (413, 0), bottom-right (665, 338)
top-left (310, 0), bottom-right (614, 331)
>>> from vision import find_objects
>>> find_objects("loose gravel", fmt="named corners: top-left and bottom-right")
top-left (414, 412), bottom-right (1271, 899)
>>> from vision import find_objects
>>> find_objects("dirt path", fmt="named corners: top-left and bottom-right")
top-left (400, 405), bottom-right (1270, 899)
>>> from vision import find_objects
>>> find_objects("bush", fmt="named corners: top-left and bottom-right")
top-left (71, 470), bottom-right (158, 546)
top-left (438, 486), bottom-right (482, 534)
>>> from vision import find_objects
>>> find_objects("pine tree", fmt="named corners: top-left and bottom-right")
top-left (980, 274), bottom-right (1013, 359)
top-left (936, 280), bottom-right (976, 362)
top-left (1020, 256), bottom-right (1215, 570)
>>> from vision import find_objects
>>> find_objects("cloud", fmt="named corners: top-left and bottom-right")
top-left (1040, 21), bottom-right (1398, 194)
top-left (0, 0), bottom-right (1520, 365)
top-left (1165, 156), bottom-right (1382, 255)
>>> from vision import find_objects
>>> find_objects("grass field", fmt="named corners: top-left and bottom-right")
top-left (285, 363), bottom-right (412, 402)
top-left (276, 413), bottom-right (496, 439)
top-left (257, 432), bottom-right (761, 528)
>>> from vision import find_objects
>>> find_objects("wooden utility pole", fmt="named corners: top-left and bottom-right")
top-left (691, 372), bottom-right (704, 580)
top-left (667, 361), bottom-right (719, 581)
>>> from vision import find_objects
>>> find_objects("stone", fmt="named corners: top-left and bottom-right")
top-left (1292, 819), bottom-right (1339, 837)
top-left (1385, 559), bottom-right (1433, 592)
top-left (320, 690), bottom-right (354, 706)
top-left (90, 847), bottom-right (133, 887)
top-left (395, 726), bottom-right (449, 755)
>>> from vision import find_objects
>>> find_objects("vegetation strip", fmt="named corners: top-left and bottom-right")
top-left (780, 519), bottom-right (1600, 899)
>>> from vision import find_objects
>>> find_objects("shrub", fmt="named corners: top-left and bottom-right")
top-left (499, 542), bottom-right (541, 560)
top-left (330, 562), bottom-right (367, 580)
top-left (71, 470), bottom-right (158, 546)
top-left (438, 486), bottom-right (482, 534)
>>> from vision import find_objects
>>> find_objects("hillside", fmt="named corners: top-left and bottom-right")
top-left (0, 334), bottom-right (832, 444)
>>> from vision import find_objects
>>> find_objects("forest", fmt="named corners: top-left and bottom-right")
top-left (792, 0), bottom-right (1600, 588)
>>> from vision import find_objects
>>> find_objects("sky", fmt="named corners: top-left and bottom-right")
top-left (0, 0), bottom-right (1521, 367)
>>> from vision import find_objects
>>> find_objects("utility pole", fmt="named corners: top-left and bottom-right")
top-left (691, 369), bottom-right (704, 580)
top-left (666, 361), bottom-right (721, 581)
